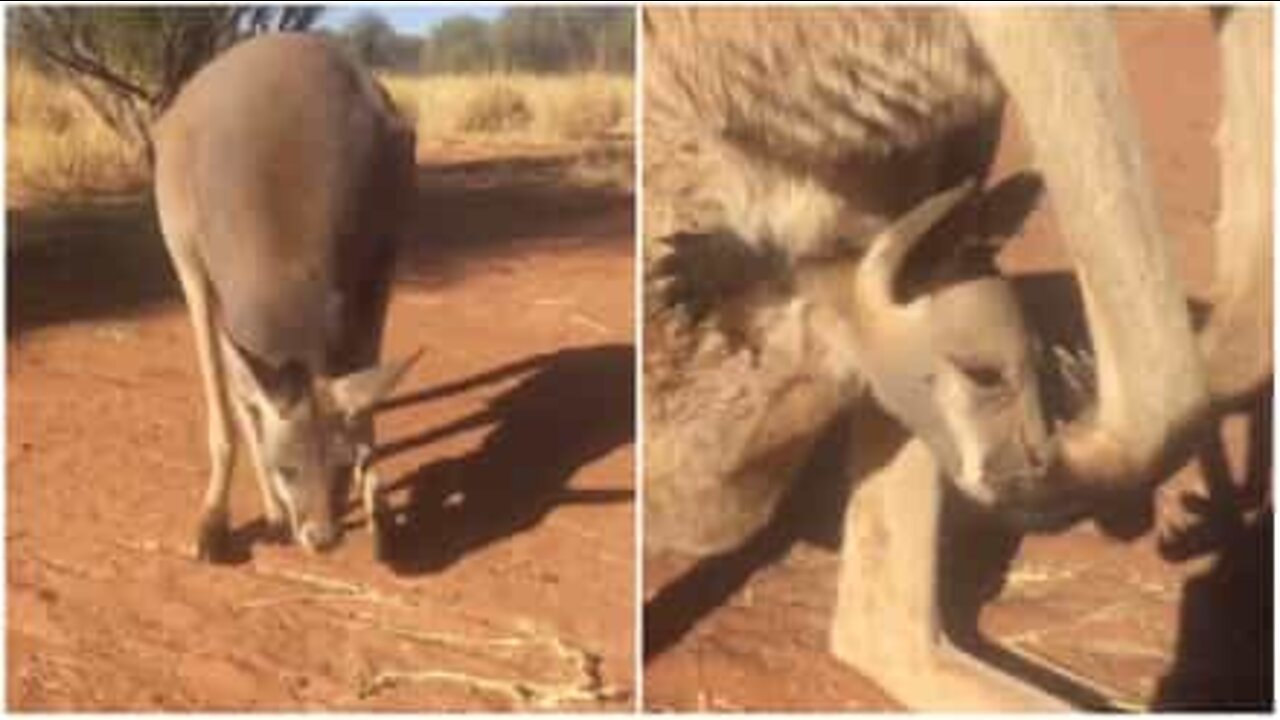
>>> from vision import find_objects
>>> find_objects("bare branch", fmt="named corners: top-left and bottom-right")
top-left (10, 6), bottom-right (325, 164)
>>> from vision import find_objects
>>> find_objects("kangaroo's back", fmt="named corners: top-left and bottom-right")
top-left (154, 33), bottom-right (415, 373)
top-left (645, 8), bottom-right (1002, 175)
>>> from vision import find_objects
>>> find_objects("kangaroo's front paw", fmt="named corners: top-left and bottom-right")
top-left (371, 520), bottom-right (390, 563)
top-left (368, 488), bottom-right (391, 562)
top-left (356, 462), bottom-right (391, 561)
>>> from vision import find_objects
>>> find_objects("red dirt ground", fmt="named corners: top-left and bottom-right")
top-left (643, 10), bottom-right (1272, 711)
top-left (7, 140), bottom-right (636, 710)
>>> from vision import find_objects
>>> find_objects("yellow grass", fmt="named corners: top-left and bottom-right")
top-left (377, 73), bottom-right (426, 127)
top-left (7, 62), bottom-right (634, 206)
top-left (384, 73), bottom-right (633, 142)
top-left (7, 60), bottom-right (147, 204)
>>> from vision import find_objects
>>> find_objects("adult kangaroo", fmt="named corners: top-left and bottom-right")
top-left (153, 33), bottom-right (419, 561)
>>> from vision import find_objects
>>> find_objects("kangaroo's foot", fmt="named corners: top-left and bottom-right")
top-left (195, 506), bottom-right (232, 563)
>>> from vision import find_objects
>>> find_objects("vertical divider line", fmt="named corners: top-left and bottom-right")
top-left (631, 3), bottom-right (646, 713)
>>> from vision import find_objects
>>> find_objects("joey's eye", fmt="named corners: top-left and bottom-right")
top-left (958, 363), bottom-right (1005, 389)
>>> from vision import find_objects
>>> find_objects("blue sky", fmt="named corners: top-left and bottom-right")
top-left (318, 5), bottom-right (506, 36)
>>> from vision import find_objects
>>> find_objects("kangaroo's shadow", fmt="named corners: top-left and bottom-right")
top-left (8, 198), bottom-right (179, 339)
top-left (372, 344), bottom-right (635, 576)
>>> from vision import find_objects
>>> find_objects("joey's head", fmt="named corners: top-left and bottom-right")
top-left (222, 340), bottom-right (420, 552)
top-left (846, 176), bottom-right (1078, 527)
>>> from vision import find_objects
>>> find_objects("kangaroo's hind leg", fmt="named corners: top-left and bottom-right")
top-left (165, 245), bottom-right (240, 562)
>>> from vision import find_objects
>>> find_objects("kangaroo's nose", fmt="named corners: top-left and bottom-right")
top-left (298, 522), bottom-right (338, 553)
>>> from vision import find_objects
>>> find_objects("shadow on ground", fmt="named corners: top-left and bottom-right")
top-left (371, 343), bottom-right (635, 575)
top-left (7, 198), bottom-right (178, 339)
top-left (8, 150), bottom-right (634, 340)
top-left (398, 155), bottom-right (634, 289)
top-left (642, 406), bottom-right (857, 663)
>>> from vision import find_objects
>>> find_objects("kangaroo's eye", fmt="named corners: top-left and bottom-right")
top-left (958, 363), bottom-right (1005, 389)
top-left (277, 465), bottom-right (300, 484)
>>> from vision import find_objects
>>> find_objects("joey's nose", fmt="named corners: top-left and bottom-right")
top-left (298, 523), bottom-right (338, 553)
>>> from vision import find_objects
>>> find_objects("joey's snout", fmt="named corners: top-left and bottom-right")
top-left (984, 441), bottom-right (1093, 533)
top-left (980, 424), bottom-right (1052, 484)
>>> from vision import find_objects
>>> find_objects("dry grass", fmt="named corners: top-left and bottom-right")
top-left (387, 71), bottom-right (635, 190)
top-left (7, 61), bottom-right (148, 205)
top-left (6, 63), bottom-right (634, 207)
top-left (390, 73), bottom-right (633, 142)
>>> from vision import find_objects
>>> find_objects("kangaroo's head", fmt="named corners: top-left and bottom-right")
top-left (844, 177), bottom-right (1075, 526)
top-left (221, 340), bottom-right (419, 552)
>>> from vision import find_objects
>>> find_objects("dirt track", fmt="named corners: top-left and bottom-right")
top-left (8, 140), bottom-right (636, 710)
top-left (643, 11), bottom-right (1272, 711)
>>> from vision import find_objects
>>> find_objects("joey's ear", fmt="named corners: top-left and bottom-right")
top-left (327, 348), bottom-right (423, 419)
top-left (854, 178), bottom-right (977, 309)
top-left (973, 171), bottom-right (1045, 252)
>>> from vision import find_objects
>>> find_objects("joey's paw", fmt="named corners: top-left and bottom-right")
top-left (1156, 488), bottom-right (1227, 562)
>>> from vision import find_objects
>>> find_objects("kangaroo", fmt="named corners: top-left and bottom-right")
top-left (153, 33), bottom-right (419, 561)
top-left (646, 179), bottom-right (1068, 554)
top-left (644, 6), bottom-right (1270, 710)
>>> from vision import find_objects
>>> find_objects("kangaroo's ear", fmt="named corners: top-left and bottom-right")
top-left (920, 171), bottom-right (1044, 287)
top-left (973, 171), bottom-right (1045, 251)
top-left (326, 348), bottom-right (423, 419)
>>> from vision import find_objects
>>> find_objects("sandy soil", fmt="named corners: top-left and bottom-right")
top-left (8, 141), bottom-right (636, 710)
top-left (643, 10), bottom-right (1272, 711)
